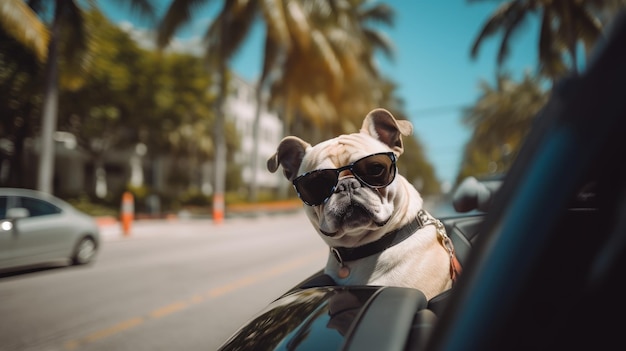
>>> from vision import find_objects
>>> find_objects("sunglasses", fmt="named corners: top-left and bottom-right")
top-left (292, 152), bottom-right (397, 206)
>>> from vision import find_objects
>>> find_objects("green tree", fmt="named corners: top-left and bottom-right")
top-left (57, 9), bottom-right (231, 203)
top-left (57, 9), bottom-right (144, 188)
top-left (0, 29), bottom-right (41, 187)
top-left (0, 0), bottom-right (155, 194)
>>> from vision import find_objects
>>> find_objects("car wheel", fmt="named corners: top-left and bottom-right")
top-left (72, 237), bottom-right (97, 265)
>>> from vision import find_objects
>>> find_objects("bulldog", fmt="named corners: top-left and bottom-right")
top-left (267, 108), bottom-right (461, 300)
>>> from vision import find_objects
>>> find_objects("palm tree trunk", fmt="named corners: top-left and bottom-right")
top-left (37, 1), bottom-right (61, 193)
top-left (7, 105), bottom-right (30, 187)
top-left (210, 13), bottom-right (230, 223)
top-left (213, 67), bottom-right (227, 223)
top-left (248, 46), bottom-right (287, 203)
top-left (247, 86), bottom-right (263, 203)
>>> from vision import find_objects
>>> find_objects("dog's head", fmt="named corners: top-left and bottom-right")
top-left (267, 108), bottom-right (423, 247)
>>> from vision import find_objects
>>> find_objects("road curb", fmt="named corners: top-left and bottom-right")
top-left (95, 200), bottom-right (305, 241)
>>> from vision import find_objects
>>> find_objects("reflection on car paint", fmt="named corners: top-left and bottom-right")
top-left (218, 287), bottom-right (379, 351)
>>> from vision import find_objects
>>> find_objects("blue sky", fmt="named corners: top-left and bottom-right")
top-left (100, 0), bottom-right (539, 191)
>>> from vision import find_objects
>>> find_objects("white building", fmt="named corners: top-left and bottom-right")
top-left (225, 75), bottom-right (283, 190)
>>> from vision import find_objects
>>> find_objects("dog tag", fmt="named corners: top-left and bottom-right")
top-left (338, 266), bottom-right (350, 278)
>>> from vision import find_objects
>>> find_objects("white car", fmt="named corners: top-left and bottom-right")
top-left (0, 188), bottom-right (100, 272)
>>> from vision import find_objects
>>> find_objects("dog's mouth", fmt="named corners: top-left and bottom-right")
top-left (319, 201), bottom-right (388, 237)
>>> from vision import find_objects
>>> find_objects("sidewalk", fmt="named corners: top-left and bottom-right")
top-left (95, 199), bottom-right (304, 242)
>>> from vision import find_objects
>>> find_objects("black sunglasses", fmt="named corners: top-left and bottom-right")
top-left (292, 152), bottom-right (397, 206)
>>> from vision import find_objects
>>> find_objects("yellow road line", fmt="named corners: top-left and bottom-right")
top-left (84, 317), bottom-right (144, 342)
top-left (64, 317), bottom-right (144, 350)
top-left (150, 301), bottom-right (189, 318)
top-left (63, 250), bottom-right (326, 350)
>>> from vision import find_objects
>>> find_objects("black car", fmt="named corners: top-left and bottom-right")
top-left (218, 11), bottom-right (626, 351)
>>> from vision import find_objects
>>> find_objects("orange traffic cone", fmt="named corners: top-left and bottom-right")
top-left (213, 193), bottom-right (224, 225)
top-left (121, 191), bottom-right (134, 236)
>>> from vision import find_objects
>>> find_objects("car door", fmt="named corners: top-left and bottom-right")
top-left (4, 195), bottom-right (67, 268)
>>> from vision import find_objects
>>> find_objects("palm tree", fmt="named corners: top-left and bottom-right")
top-left (459, 72), bottom-right (548, 180)
top-left (157, 0), bottom-right (365, 204)
top-left (469, 0), bottom-right (624, 80)
top-left (258, 0), bottom-right (395, 143)
top-left (258, 0), bottom-right (395, 199)
top-left (343, 0), bottom-right (395, 81)
top-left (332, 0), bottom-right (396, 133)
top-left (0, 0), bottom-right (155, 194)
top-left (461, 0), bottom-right (625, 185)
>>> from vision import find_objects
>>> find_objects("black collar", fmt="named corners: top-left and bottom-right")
top-left (330, 209), bottom-right (434, 264)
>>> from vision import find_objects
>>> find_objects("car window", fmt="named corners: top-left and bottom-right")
top-left (0, 195), bottom-right (21, 219)
top-left (19, 196), bottom-right (62, 217)
top-left (0, 196), bottom-right (6, 219)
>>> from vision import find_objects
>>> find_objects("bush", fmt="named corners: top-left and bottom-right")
top-left (179, 188), bottom-right (212, 207)
top-left (67, 195), bottom-right (118, 217)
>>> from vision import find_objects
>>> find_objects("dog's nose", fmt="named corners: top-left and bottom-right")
top-left (336, 177), bottom-right (361, 192)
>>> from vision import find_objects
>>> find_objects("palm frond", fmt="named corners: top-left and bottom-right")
top-left (470, 1), bottom-right (518, 59)
top-left (260, 0), bottom-right (291, 46)
top-left (0, 0), bottom-right (50, 61)
top-left (358, 3), bottom-right (394, 27)
top-left (496, 7), bottom-right (528, 65)
top-left (203, 0), bottom-right (258, 64)
top-left (157, 0), bottom-right (211, 49)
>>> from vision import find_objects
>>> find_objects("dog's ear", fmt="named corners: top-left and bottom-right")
top-left (361, 108), bottom-right (413, 155)
top-left (267, 136), bottom-right (311, 181)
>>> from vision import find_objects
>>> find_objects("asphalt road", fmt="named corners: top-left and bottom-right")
top-left (0, 210), bottom-right (328, 351)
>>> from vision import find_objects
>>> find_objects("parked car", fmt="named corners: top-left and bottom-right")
top-left (217, 11), bottom-right (626, 351)
top-left (0, 187), bottom-right (100, 273)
